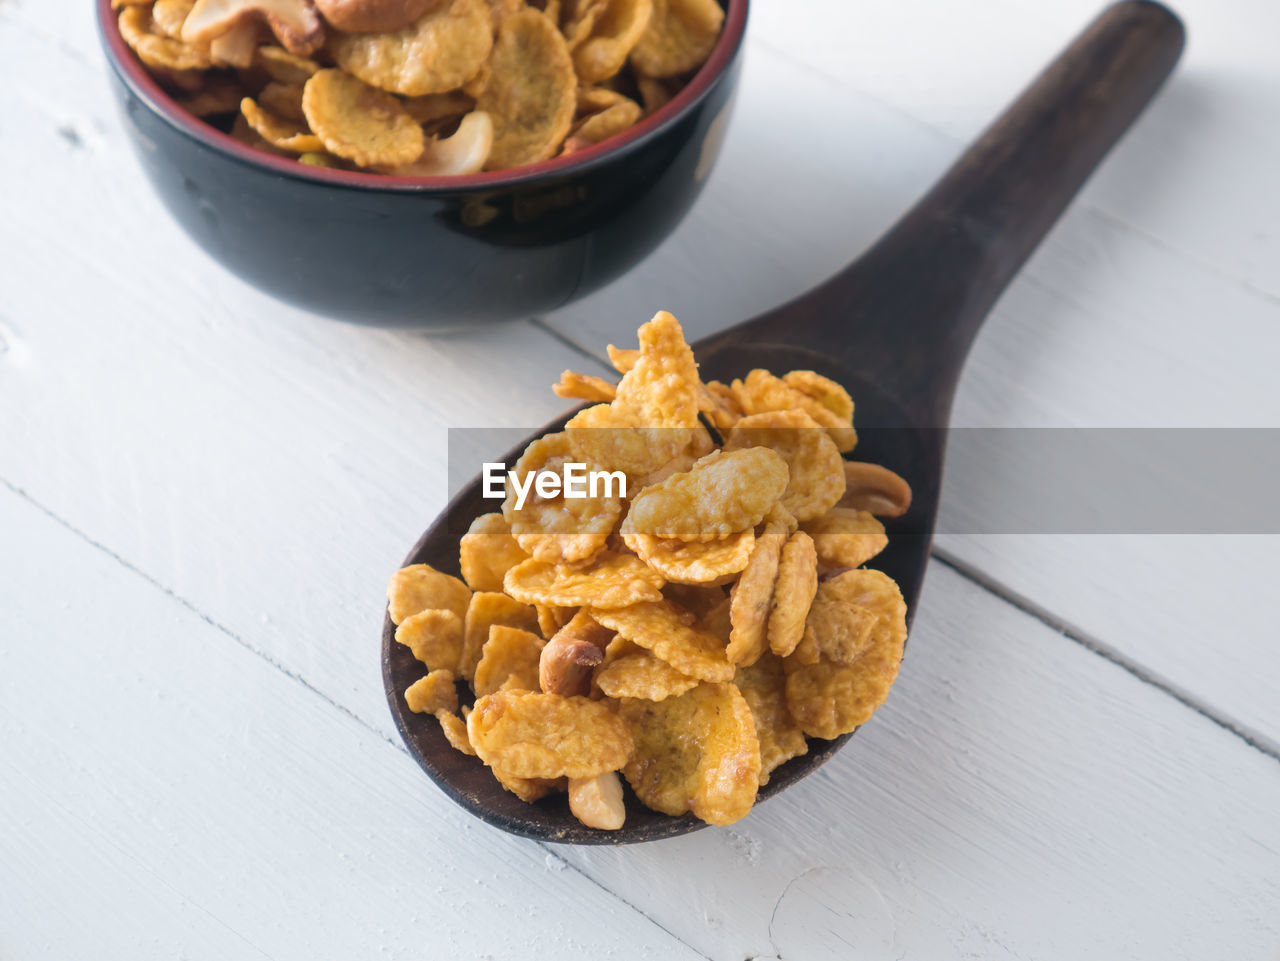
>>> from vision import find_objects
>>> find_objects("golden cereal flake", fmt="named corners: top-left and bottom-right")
top-left (766, 531), bottom-right (818, 657)
top-left (437, 710), bottom-right (477, 755)
top-left (724, 409), bottom-right (845, 522)
top-left (802, 507), bottom-right (888, 571)
top-left (731, 369), bottom-right (857, 453)
top-left (468, 691), bottom-right (633, 779)
top-left (404, 668), bottom-right (460, 714)
top-left (726, 507), bottom-right (790, 667)
top-left (618, 681), bottom-right (759, 824)
top-left (503, 553), bottom-right (665, 609)
top-left (459, 512), bottom-right (529, 593)
top-left (302, 68), bottom-right (426, 167)
top-left (553, 370), bottom-right (618, 403)
top-left (473, 624), bottom-right (546, 697)
top-left (624, 447), bottom-right (789, 541)
top-left (623, 527), bottom-right (754, 584)
top-left (571, 0), bottom-right (652, 84)
top-left (594, 635), bottom-right (699, 700)
top-left (629, 0), bottom-right (722, 78)
top-left (387, 562), bottom-right (471, 625)
top-left (502, 432), bottom-right (622, 565)
top-left (590, 600), bottom-right (733, 682)
top-left (734, 652), bottom-right (807, 784)
top-left (240, 96), bottom-right (326, 152)
top-left (477, 8), bottom-right (578, 168)
top-left (394, 607), bottom-right (465, 671)
top-left (801, 568), bottom-right (903, 665)
top-left (459, 591), bottom-right (540, 681)
top-left (784, 571), bottom-right (907, 739)
top-left (330, 0), bottom-right (494, 97)
top-left (119, 6), bottom-right (212, 71)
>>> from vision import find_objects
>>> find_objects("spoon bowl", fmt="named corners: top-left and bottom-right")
top-left (383, 0), bottom-right (1185, 843)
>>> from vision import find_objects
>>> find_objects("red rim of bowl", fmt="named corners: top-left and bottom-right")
top-left (98, 0), bottom-right (748, 192)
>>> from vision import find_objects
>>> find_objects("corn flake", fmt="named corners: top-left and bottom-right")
top-left (459, 591), bottom-right (540, 681)
top-left (767, 530), bottom-right (818, 657)
top-left (468, 690), bottom-right (633, 779)
top-left (591, 600), bottom-right (733, 682)
top-left (803, 507), bottom-right (888, 571)
top-left (459, 512), bottom-right (529, 593)
top-left (572, 0), bottom-right (652, 84)
top-left (724, 408), bottom-right (846, 522)
top-left (732, 369), bottom-right (857, 453)
top-left (630, 0), bottom-right (722, 78)
top-left (405, 668), bottom-right (460, 714)
top-left (503, 552), bottom-right (664, 609)
top-left (625, 447), bottom-right (789, 541)
top-left (784, 570), bottom-right (907, 739)
top-left (241, 96), bottom-right (326, 152)
top-left (624, 528), bottom-right (754, 584)
top-left (257, 44), bottom-right (321, 82)
top-left (594, 635), bottom-right (699, 700)
top-left (387, 563), bottom-right (471, 624)
top-left (735, 652), bottom-right (807, 784)
top-left (726, 507), bottom-right (790, 667)
top-left (477, 8), bottom-right (578, 169)
top-left (119, 7), bottom-right (212, 71)
top-left (331, 0), bottom-right (494, 97)
top-left (619, 681), bottom-right (759, 824)
top-left (438, 710), bottom-right (477, 755)
top-left (503, 432), bottom-right (621, 565)
top-left (302, 68), bottom-right (425, 167)
top-left (474, 624), bottom-right (546, 696)
top-left (395, 607), bottom-right (465, 670)
top-left (553, 370), bottom-right (618, 402)
top-left (570, 97), bottom-right (642, 144)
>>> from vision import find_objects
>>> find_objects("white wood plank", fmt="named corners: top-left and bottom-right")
top-left (0, 484), bottom-right (707, 961)
top-left (746, 0), bottom-right (1280, 302)
top-left (552, 561), bottom-right (1280, 960)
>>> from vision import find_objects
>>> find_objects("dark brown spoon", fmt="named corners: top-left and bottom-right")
top-left (383, 0), bottom-right (1185, 844)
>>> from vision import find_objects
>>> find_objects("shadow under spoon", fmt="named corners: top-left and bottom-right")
top-left (383, 0), bottom-right (1186, 843)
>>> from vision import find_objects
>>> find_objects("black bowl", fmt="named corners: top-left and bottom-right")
top-left (97, 0), bottom-right (748, 328)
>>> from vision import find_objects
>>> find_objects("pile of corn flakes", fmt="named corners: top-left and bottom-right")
top-left (387, 311), bottom-right (912, 829)
top-left (115, 0), bottom-right (725, 174)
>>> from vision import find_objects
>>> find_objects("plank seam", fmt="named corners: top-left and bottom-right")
top-left (931, 546), bottom-right (1280, 764)
top-left (0, 475), bottom-right (714, 959)
top-left (529, 317), bottom-right (616, 375)
top-left (0, 476), bottom-right (402, 752)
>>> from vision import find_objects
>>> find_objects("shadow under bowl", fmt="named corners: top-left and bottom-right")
top-left (96, 0), bottom-right (748, 329)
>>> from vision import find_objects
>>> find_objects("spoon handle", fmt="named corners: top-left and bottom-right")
top-left (774, 0), bottom-right (1185, 422)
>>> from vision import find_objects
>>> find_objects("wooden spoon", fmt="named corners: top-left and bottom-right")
top-left (383, 0), bottom-right (1185, 843)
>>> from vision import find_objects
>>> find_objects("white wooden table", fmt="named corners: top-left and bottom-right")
top-left (3, 0), bottom-right (1278, 956)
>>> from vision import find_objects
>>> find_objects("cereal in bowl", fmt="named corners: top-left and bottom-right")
top-left (118, 0), bottom-right (727, 174)
top-left (389, 310), bottom-right (911, 830)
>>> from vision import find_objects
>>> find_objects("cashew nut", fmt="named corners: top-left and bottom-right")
top-left (538, 610), bottom-right (609, 698)
top-left (838, 462), bottom-right (913, 518)
top-left (383, 111), bottom-right (494, 177)
top-left (315, 0), bottom-right (444, 34)
top-left (208, 19), bottom-right (263, 67)
top-left (568, 771), bottom-right (626, 831)
top-left (183, 0), bottom-right (325, 56)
